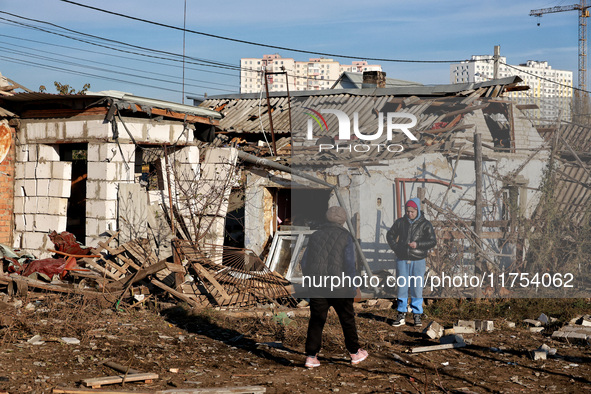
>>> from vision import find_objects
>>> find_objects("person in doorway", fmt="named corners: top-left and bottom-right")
top-left (300, 206), bottom-right (368, 368)
top-left (386, 198), bottom-right (437, 327)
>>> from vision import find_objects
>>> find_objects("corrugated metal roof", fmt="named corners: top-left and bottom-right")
top-left (1, 91), bottom-right (222, 119)
top-left (330, 71), bottom-right (423, 89)
top-left (199, 77), bottom-right (523, 134)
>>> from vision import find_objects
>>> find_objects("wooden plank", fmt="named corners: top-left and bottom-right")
top-left (191, 262), bottom-right (231, 301)
top-left (150, 279), bottom-right (199, 307)
top-left (82, 372), bottom-right (159, 388)
top-left (165, 262), bottom-right (186, 274)
top-left (20, 107), bottom-right (109, 119)
top-left (411, 342), bottom-right (466, 353)
top-left (53, 389), bottom-right (154, 394)
top-left (122, 240), bottom-right (158, 267)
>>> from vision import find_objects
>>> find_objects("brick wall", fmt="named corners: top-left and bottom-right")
top-left (0, 122), bottom-right (15, 245)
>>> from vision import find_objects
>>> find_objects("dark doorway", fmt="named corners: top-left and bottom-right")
top-left (284, 188), bottom-right (332, 230)
top-left (60, 143), bottom-right (87, 243)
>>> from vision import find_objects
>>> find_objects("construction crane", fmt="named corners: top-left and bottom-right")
top-left (530, 1), bottom-right (590, 93)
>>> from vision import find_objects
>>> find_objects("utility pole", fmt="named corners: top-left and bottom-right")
top-left (263, 70), bottom-right (278, 156)
top-left (493, 45), bottom-right (500, 80)
top-left (474, 133), bottom-right (484, 274)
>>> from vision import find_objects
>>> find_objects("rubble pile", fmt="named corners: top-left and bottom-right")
top-left (0, 230), bottom-right (295, 310)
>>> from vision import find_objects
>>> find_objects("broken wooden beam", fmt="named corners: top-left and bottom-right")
top-left (150, 279), bottom-right (199, 307)
top-left (411, 342), bottom-right (466, 353)
top-left (82, 372), bottom-right (159, 389)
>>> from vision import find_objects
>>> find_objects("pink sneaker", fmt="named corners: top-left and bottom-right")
top-left (305, 355), bottom-right (320, 368)
top-left (350, 349), bottom-right (368, 365)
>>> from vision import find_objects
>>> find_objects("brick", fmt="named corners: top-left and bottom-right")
top-left (532, 350), bottom-right (547, 360)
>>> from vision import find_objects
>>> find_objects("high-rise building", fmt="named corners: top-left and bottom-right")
top-left (450, 55), bottom-right (573, 124)
top-left (240, 54), bottom-right (382, 93)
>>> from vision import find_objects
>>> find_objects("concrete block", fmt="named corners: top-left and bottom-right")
top-left (174, 145), bottom-right (199, 164)
top-left (203, 147), bottom-right (238, 166)
top-left (34, 214), bottom-right (59, 232)
top-left (85, 199), bottom-right (117, 220)
top-left (423, 321), bottom-right (444, 339)
top-left (15, 163), bottom-right (25, 179)
top-left (85, 218), bottom-right (99, 236)
top-left (529, 327), bottom-right (544, 333)
top-left (52, 162), bottom-right (72, 180)
top-left (35, 162), bottom-right (52, 179)
top-left (115, 162), bottom-right (134, 182)
top-left (145, 124), bottom-right (169, 143)
top-left (23, 180), bottom-right (36, 197)
top-left (475, 320), bottom-right (494, 332)
top-left (21, 232), bottom-right (49, 250)
top-left (85, 235), bottom-right (107, 249)
top-left (16, 146), bottom-right (28, 162)
top-left (14, 180), bottom-right (25, 197)
top-left (36, 179), bottom-right (50, 196)
top-left (87, 181), bottom-right (118, 201)
top-left (87, 162), bottom-right (117, 181)
top-left (86, 143), bottom-right (102, 162)
top-left (551, 330), bottom-right (566, 339)
top-left (451, 326), bottom-right (476, 334)
top-left (65, 120), bottom-right (86, 139)
top-left (47, 198), bottom-right (68, 216)
top-left (37, 144), bottom-right (60, 161)
top-left (96, 218), bottom-right (117, 235)
top-left (111, 143), bottom-right (136, 163)
top-left (24, 162), bottom-right (36, 179)
top-left (506, 321), bottom-right (515, 328)
top-left (37, 197), bottom-right (50, 213)
top-left (524, 319), bottom-right (542, 327)
top-left (12, 232), bottom-right (23, 249)
top-left (456, 320), bottom-right (476, 329)
top-left (532, 350), bottom-right (547, 360)
top-left (14, 215), bottom-right (26, 231)
top-left (48, 179), bottom-right (71, 198)
top-left (55, 216), bottom-right (67, 232)
top-left (13, 197), bottom-right (25, 214)
top-left (24, 197), bottom-right (37, 213)
top-left (565, 332), bottom-right (588, 341)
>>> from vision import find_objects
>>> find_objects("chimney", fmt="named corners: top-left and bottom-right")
top-left (362, 71), bottom-right (387, 88)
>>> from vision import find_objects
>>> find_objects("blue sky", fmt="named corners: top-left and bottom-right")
top-left (0, 0), bottom-right (578, 103)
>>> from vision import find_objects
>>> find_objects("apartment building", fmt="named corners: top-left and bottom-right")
top-left (240, 54), bottom-right (382, 93)
top-left (451, 55), bottom-right (573, 123)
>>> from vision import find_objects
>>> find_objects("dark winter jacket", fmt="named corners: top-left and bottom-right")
top-left (386, 198), bottom-right (437, 261)
top-left (300, 222), bottom-right (356, 297)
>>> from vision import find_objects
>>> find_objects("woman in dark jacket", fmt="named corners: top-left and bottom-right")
top-left (386, 198), bottom-right (436, 327)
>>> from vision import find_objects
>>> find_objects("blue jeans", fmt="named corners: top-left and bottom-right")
top-left (396, 259), bottom-right (426, 314)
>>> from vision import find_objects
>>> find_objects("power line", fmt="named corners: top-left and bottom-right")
top-left (0, 40), bottom-right (238, 89)
top-left (3, 55), bottom-right (218, 97)
top-left (499, 61), bottom-right (584, 94)
top-left (58, 0), bottom-right (468, 64)
top-left (0, 45), bottom-right (237, 92)
top-left (0, 32), bottom-right (240, 78)
top-left (0, 12), bottom-right (243, 71)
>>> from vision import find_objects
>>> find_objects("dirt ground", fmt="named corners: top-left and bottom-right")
top-left (0, 295), bottom-right (589, 394)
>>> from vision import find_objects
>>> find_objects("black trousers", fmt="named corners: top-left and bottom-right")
top-left (305, 297), bottom-right (360, 356)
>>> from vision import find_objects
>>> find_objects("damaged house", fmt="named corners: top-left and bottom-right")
top-left (197, 74), bottom-right (556, 296)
